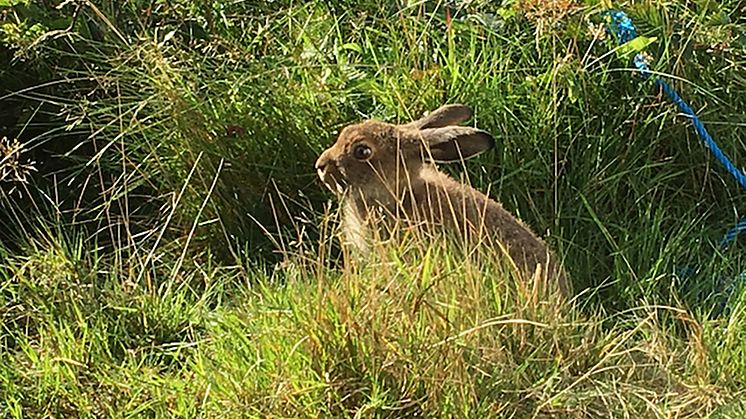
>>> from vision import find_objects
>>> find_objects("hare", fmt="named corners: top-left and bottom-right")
top-left (315, 104), bottom-right (568, 295)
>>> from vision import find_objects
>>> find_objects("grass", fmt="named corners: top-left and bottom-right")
top-left (3, 232), bottom-right (746, 416)
top-left (1, 0), bottom-right (746, 416)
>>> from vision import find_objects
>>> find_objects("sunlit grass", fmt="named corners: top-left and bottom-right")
top-left (1, 218), bottom-right (745, 416)
top-left (1, 0), bottom-right (745, 417)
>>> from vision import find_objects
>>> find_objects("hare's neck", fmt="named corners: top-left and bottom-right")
top-left (347, 170), bottom-right (425, 217)
top-left (341, 199), bottom-right (370, 253)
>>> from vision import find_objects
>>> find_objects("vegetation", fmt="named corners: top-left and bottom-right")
top-left (1, 0), bottom-right (745, 416)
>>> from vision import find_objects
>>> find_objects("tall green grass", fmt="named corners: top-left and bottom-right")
top-left (1, 0), bottom-right (745, 416)
top-left (2, 227), bottom-right (746, 416)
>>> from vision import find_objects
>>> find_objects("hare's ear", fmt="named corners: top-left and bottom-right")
top-left (406, 104), bottom-right (473, 129)
top-left (420, 127), bottom-right (494, 163)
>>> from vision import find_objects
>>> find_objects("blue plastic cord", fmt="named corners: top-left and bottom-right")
top-left (606, 10), bottom-right (637, 43)
top-left (721, 219), bottom-right (746, 248)
top-left (606, 10), bottom-right (746, 249)
top-left (606, 10), bottom-right (745, 313)
top-left (655, 77), bottom-right (746, 248)
top-left (654, 79), bottom-right (746, 191)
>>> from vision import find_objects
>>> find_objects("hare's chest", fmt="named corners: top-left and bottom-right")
top-left (341, 200), bottom-right (370, 253)
top-left (340, 197), bottom-right (405, 253)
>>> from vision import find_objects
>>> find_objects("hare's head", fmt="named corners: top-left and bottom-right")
top-left (315, 104), bottom-right (494, 198)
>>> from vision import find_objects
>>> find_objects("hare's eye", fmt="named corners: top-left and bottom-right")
top-left (352, 144), bottom-right (372, 161)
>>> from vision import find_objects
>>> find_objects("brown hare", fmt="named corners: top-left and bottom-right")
top-left (315, 104), bottom-right (568, 295)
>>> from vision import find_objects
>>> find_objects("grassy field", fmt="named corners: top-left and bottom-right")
top-left (1, 0), bottom-right (746, 417)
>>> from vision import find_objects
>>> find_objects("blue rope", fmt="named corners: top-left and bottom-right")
top-left (605, 10), bottom-right (745, 308)
top-left (721, 219), bottom-right (746, 248)
top-left (606, 10), bottom-right (637, 43)
top-left (655, 76), bottom-right (746, 248)
top-left (605, 10), bottom-right (746, 193)
top-left (653, 79), bottom-right (746, 191)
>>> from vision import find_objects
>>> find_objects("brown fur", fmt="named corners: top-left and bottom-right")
top-left (315, 104), bottom-right (569, 295)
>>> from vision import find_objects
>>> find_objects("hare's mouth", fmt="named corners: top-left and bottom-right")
top-left (317, 167), bottom-right (348, 196)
